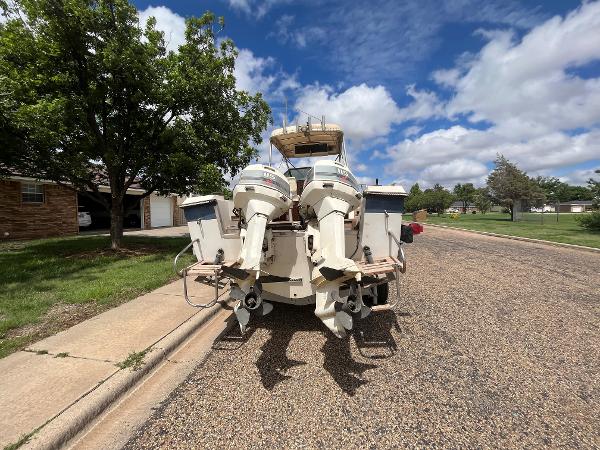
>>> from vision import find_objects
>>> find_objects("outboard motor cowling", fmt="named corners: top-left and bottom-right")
top-left (233, 164), bottom-right (292, 271)
top-left (299, 160), bottom-right (362, 337)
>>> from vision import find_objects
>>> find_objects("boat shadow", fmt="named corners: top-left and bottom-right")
top-left (212, 302), bottom-right (404, 395)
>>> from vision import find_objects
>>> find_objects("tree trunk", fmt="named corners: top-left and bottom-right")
top-left (110, 197), bottom-right (125, 250)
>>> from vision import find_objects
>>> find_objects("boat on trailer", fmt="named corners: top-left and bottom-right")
top-left (175, 119), bottom-right (422, 337)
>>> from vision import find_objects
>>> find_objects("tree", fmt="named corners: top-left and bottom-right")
top-left (473, 187), bottom-right (492, 214)
top-left (564, 185), bottom-right (594, 202)
top-left (405, 182), bottom-right (423, 212)
top-left (422, 184), bottom-right (454, 214)
top-left (487, 155), bottom-right (543, 220)
top-left (453, 182), bottom-right (476, 213)
top-left (588, 169), bottom-right (600, 209)
top-left (0, 0), bottom-right (270, 248)
top-left (534, 176), bottom-right (568, 203)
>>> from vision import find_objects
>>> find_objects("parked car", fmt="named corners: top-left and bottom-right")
top-left (78, 210), bottom-right (92, 228)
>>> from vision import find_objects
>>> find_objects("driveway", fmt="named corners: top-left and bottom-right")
top-left (126, 226), bottom-right (600, 448)
top-left (124, 226), bottom-right (189, 238)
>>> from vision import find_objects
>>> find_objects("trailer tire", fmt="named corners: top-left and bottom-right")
top-left (376, 282), bottom-right (389, 305)
top-left (363, 282), bottom-right (389, 307)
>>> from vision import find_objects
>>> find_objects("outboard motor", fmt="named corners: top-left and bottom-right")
top-left (232, 164), bottom-right (292, 331)
top-left (299, 160), bottom-right (363, 337)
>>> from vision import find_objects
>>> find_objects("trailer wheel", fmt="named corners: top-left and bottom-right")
top-left (376, 282), bottom-right (389, 305)
top-left (363, 282), bottom-right (389, 307)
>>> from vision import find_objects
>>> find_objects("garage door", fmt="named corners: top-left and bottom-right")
top-left (150, 196), bottom-right (173, 227)
top-left (571, 205), bottom-right (584, 213)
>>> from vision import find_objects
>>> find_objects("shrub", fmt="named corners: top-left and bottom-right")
top-left (575, 211), bottom-right (600, 231)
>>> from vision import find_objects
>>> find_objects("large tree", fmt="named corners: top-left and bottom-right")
top-left (405, 182), bottom-right (423, 212)
top-left (0, 0), bottom-right (270, 248)
top-left (487, 155), bottom-right (543, 220)
top-left (453, 182), bottom-right (476, 213)
top-left (422, 184), bottom-right (454, 215)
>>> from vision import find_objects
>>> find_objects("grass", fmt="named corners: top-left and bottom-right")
top-left (0, 235), bottom-right (193, 359)
top-left (424, 212), bottom-right (600, 248)
top-left (116, 348), bottom-right (151, 371)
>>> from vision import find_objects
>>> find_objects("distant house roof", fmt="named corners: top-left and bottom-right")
top-left (559, 200), bottom-right (593, 206)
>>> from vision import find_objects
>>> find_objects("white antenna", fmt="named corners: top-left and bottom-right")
top-left (283, 97), bottom-right (288, 134)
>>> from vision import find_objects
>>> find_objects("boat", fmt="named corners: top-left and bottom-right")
top-left (174, 118), bottom-right (422, 337)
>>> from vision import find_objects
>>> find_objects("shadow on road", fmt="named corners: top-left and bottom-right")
top-left (212, 302), bottom-right (403, 395)
top-left (353, 310), bottom-right (403, 360)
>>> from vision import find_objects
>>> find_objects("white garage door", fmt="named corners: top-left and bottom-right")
top-left (150, 196), bottom-right (172, 227)
top-left (571, 205), bottom-right (584, 213)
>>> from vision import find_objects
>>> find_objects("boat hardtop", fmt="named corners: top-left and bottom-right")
top-left (270, 123), bottom-right (343, 158)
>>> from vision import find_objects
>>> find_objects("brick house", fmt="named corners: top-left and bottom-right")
top-left (0, 176), bottom-right (185, 240)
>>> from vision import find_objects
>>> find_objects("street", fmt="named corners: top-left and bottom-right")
top-left (125, 227), bottom-right (600, 449)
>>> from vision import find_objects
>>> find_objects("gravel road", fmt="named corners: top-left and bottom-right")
top-left (126, 227), bottom-right (600, 449)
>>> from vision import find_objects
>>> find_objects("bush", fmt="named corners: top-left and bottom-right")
top-left (575, 211), bottom-right (600, 231)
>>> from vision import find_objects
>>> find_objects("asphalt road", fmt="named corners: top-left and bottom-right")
top-left (126, 227), bottom-right (600, 449)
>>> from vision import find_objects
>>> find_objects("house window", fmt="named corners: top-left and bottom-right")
top-left (21, 183), bottom-right (45, 203)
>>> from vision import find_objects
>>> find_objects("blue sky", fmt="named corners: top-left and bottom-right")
top-left (134, 0), bottom-right (600, 188)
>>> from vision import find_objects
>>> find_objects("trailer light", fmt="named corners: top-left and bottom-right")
top-left (409, 222), bottom-right (423, 234)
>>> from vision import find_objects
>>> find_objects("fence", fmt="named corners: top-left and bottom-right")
top-left (513, 200), bottom-right (560, 224)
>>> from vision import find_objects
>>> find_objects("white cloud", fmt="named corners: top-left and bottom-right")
top-left (234, 49), bottom-right (277, 94)
top-left (385, 126), bottom-right (600, 187)
top-left (138, 6), bottom-right (186, 53)
top-left (294, 83), bottom-right (401, 142)
top-left (403, 125), bottom-right (423, 137)
top-left (268, 14), bottom-right (325, 48)
top-left (270, 0), bottom-right (546, 83)
top-left (561, 168), bottom-right (600, 186)
top-left (234, 48), bottom-right (300, 102)
top-left (419, 159), bottom-right (488, 186)
top-left (385, 2), bottom-right (600, 187)
top-left (227, 0), bottom-right (292, 19)
top-left (397, 85), bottom-right (444, 121)
top-left (445, 1), bottom-right (600, 136)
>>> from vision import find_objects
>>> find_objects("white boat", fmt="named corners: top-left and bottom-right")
top-left (175, 119), bottom-right (422, 337)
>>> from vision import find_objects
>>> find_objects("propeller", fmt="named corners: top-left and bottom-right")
top-left (232, 281), bottom-right (273, 334)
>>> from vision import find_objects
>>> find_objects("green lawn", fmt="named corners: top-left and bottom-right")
top-left (424, 212), bottom-right (600, 248)
top-left (0, 235), bottom-right (194, 359)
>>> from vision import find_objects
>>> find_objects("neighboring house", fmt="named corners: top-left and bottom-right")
top-left (447, 201), bottom-right (478, 213)
top-left (558, 200), bottom-right (594, 213)
top-left (0, 176), bottom-right (185, 240)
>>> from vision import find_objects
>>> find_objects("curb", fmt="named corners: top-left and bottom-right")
top-left (24, 290), bottom-right (233, 450)
top-left (426, 223), bottom-right (600, 254)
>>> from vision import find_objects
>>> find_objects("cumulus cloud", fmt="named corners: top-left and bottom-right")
top-left (234, 48), bottom-right (301, 102)
top-left (234, 49), bottom-right (277, 94)
top-left (397, 85), bottom-right (444, 121)
top-left (419, 159), bottom-right (488, 186)
top-left (294, 83), bottom-right (401, 142)
top-left (385, 2), bottom-right (600, 187)
top-left (139, 6), bottom-right (186, 53)
top-left (385, 126), bottom-right (600, 187)
top-left (561, 168), bottom-right (600, 186)
top-left (445, 1), bottom-right (600, 136)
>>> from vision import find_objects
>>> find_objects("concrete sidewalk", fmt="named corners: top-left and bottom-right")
top-left (0, 277), bottom-right (230, 449)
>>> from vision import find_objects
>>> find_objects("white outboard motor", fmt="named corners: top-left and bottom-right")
top-left (299, 160), bottom-right (363, 337)
top-left (232, 164), bottom-right (292, 330)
